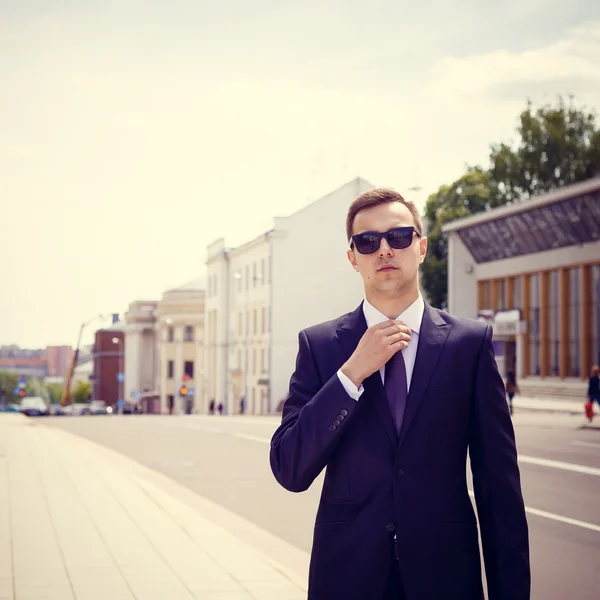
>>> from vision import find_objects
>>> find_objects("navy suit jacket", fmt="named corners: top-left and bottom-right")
top-left (270, 302), bottom-right (530, 600)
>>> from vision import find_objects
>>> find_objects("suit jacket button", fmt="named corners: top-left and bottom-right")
top-left (333, 420), bottom-right (341, 427)
top-left (329, 425), bottom-right (336, 431)
top-left (337, 414), bottom-right (345, 421)
top-left (396, 469), bottom-right (405, 479)
top-left (386, 523), bottom-right (396, 532)
top-left (340, 409), bottom-right (348, 416)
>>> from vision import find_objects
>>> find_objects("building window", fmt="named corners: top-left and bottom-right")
top-left (591, 265), bottom-right (600, 368)
top-left (167, 360), bottom-right (174, 379)
top-left (214, 275), bottom-right (218, 296)
top-left (168, 327), bottom-right (174, 342)
top-left (569, 268), bottom-right (580, 377)
top-left (513, 276), bottom-right (522, 310)
top-left (549, 270), bottom-right (560, 376)
top-left (498, 280), bottom-right (506, 311)
top-left (238, 312), bottom-right (243, 336)
top-left (252, 349), bottom-right (257, 374)
top-left (245, 265), bottom-right (249, 290)
top-left (184, 326), bottom-right (194, 342)
top-left (529, 274), bottom-right (541, 376)
top-left (261, 348), bottom-right (265, 372)
top-left (246, 310), bottom-right (249, 334)
top-left (262, 307), bottom-right (266, 333)
top-left (252, 387), bottom-right (256, 413)
top-left (253, 309), bottom-right (257, 334)
top-left (167, 395), bottom-right (174, 412)
top-left (261, 258), bottom-right (266, 285)
top-left (184, 361), bottom-right (194, 379)
top-left (253, 262), bottom-right (257, 287)
top-left (237, 350), bottom-right (242, 370)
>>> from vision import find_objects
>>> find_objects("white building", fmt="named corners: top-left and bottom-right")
top-left (205, 177), bottom-right (375, 414)
top-left (156, 278), bottom-right (205, 414)
top-left (443, 177), bottom-right (600, 399)
top-left (123, 300), bottom-right (159, 411)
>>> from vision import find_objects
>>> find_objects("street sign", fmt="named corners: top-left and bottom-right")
top-left (187, 387), bottom-right (195, 395)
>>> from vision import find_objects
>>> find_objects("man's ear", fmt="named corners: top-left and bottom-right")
top-left (419, 237), bottom-right (428, 263)
top-left (347, 248), bottom-right (359, 271)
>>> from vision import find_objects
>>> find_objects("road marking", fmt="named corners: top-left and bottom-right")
top-left (233, 433), bottom-right (271, 444)
top-left (571, 441), bottom-right (600, 449)
top-left (518, 454), bottom-right (600, 477)
top-left (467, 491), bottom-right (600, 533)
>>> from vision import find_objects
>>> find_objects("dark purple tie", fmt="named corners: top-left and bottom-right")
top-left (385, 350), bottom-right (408, 435)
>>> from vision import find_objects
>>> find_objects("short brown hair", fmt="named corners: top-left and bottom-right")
top-left (346, 188), bottom-right (423, 242)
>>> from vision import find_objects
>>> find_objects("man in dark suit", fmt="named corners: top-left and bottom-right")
top-left (270, 188), bottom-right (530, 599)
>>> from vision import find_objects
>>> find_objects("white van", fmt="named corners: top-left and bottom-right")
top-left (19, 397), bottom-right (49, 417)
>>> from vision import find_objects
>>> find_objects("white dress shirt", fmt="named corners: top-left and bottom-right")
top-left (337, 295), bottom-right (425, 400)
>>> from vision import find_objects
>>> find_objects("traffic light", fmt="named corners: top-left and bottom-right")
top-left (179, 385), bottom-right (188, 397)
top-left (19, 389), bottom-right (26, 398)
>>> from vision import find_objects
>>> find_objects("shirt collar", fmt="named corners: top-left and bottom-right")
top-left (362, 294), bottom-right (425, 334)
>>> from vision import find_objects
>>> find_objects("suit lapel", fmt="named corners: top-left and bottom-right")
top-left (336, 303), bottom-right (397, 448)
top-left (398, 304), bottom-right (451, 447)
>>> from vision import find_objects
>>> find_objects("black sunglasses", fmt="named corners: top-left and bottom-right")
top-left (350, 226), bottom-right (421, 254)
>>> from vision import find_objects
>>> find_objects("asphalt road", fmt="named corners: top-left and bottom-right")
top-left (45, 411), bottom-right (600, 600)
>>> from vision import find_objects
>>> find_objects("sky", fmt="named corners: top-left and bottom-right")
top-left (1, 0), bottom-right (599, 349)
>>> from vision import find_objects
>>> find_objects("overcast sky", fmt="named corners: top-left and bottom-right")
top-left (2, 0), bottom-right (599, 349)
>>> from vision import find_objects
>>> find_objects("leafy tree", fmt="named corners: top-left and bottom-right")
top-left (45, 382), bottom-right (64, 404)
top-left (0, 372), bottom-right (19, 404)
top-left (421, 97), bottom-right (600, 308)
top-left (422, 168), bottom-right (500, 308)
top-left (490, 97), bottom-right (600, 203)
top-left (72, 380), bottom-right (92, 404)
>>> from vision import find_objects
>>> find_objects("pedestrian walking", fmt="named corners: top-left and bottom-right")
top-left (209, 399), bottom-right (215, 415)
top-left (270, 188), bottom-right (530, 599)
top-left (586, 365), bottom-right (600, 422)
top-left (217, 402), bottom-right (223, 415)
top-left (505, 370), bottom-right (520, 416)
top-left (240, 396), bottom-right (246, 415)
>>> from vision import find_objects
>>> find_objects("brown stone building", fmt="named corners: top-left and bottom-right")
top-left (92, 320), bottom-right (125, 407)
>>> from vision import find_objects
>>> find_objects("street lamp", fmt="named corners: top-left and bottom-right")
top-left (112, 336), bottom-right (124, 414)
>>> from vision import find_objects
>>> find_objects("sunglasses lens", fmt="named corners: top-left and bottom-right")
top-left (354, 233), bottom-right (381, 254)
top-left (387, 228), bottom-right (413, 249)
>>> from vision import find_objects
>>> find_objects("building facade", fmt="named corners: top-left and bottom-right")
top-left (156, 278), bottom-right (205, 415)
top-left (124, 300), bottom-right (159, 412)
top-left (45, 345), bottom-right (74, 379)
top-left (204, 177), bottom-right (374, 414)
top-left (91, 321), bottom-right (125, 407)
top-left (443, 177), bottom-right (600, 398)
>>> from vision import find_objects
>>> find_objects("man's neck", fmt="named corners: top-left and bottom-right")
top-left (365, 288), bottom-right (420, 320)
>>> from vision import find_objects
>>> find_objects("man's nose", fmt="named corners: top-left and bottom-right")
top-left (378, 237), bottom-right (394, 256)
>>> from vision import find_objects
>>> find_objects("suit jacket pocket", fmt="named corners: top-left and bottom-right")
top-left (315, 501), bottom-right (358, 524)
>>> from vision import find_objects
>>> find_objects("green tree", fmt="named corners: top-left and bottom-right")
top-left (45, 382), bottom-right (65, 404)
top-left (490, 97), bottom-right (600, 203)
top-left (0, 372), bottom-right (19, 404)
top-left (421, 97), bottom-right (600, 307)
top-left (422, 168), bottom-right (500, 308)
top-left (72, 380), bottom-right (92, 404)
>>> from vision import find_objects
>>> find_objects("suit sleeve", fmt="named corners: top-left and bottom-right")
top-left (469, 324), bottom-right (531, 600)
top-left (269, 330), bottom-right (363, 493)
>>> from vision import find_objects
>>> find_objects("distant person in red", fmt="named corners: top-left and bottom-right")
top-left (587, 365), bottom-right (600, 422)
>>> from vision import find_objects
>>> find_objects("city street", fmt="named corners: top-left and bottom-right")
top-left (45, 411), bottom-right (600, 600)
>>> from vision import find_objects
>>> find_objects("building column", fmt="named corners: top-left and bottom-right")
top-left (559, 268), bottom-right (569, 378)
top-left (540, 272), bottom-right (549, 378)
top-left (581, 264), bottom-right (591, 380)
top-left (173, 324), bottom-right (183, 414)
top-left (522, 274), bottom-right (531, 377)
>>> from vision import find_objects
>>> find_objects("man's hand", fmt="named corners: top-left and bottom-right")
top-left (341, 321), bottom-right (411, 388)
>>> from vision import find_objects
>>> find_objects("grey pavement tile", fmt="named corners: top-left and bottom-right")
top-left (194, 593), bottom-right (256, 600)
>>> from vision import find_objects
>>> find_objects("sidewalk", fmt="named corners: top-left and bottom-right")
top-left (512, 395), bottom-right (586, 415)
top-left (0, 414), bottom-right (307, 600)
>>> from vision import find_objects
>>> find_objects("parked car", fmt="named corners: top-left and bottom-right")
top-left (89, 400), bottom-right (108, 415)
top-left (19, 397), bottom-right (49, 417)
top-left (3, 403), bottom-right (21, 413)
top-left (49, 403), bottom-right (65, 416)
top-left (71, 403), bottom-right (91, 416)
